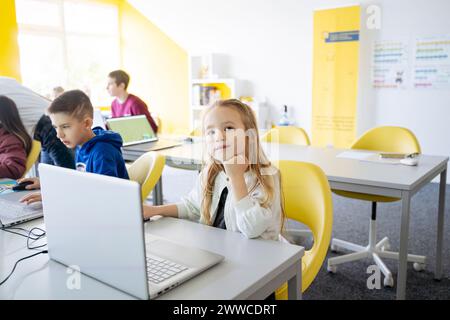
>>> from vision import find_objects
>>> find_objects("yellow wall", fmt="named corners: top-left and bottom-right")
top-left (1, 0), bottom-right (189, 134)
top-left (0, 0), bottom-right (21, 81)
top-left (120, 1), bottom-right (189, 134)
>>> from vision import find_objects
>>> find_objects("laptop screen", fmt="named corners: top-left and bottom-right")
top-left (106, 115), bottom-right (157, 146)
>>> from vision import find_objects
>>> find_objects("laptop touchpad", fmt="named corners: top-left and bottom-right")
top-left (147, 239), bottom-right (216, 268)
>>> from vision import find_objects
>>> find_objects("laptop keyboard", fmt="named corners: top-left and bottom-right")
top-left (0, 198), bottom-right (42, 219)
top-left (146, 255), bottom-right (188, 284)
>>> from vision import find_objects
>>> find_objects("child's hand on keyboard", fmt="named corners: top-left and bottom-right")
top-left (143, 205), bottom-right (159, 219)
top-left (143, 204), bottom-right (178, 220)
top-left (20, 191), bottom-right (42, 205)
top-left (16, 177), bottom-right (41, 190)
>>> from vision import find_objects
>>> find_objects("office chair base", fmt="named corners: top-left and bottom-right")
top-left (328, 220), bottom-right (426, 287)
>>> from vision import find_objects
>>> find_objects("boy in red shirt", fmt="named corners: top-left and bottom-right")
top-left (107, 70), bottom-right (158, 133)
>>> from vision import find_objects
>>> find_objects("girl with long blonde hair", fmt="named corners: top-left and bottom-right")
top-left (144, 99), bottom-right (284, 240)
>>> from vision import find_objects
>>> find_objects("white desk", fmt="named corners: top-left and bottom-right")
top-left (0, 217), bottom-right (304, 300)
top-left (123, 142), bottom-right (448, 300)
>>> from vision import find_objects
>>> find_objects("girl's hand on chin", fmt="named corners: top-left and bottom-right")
top-left (222, 154), bottom-right (248, 179)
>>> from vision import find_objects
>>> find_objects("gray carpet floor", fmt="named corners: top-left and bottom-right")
top-left (303, 183), bottom-right (450, 300)
top-left (159, 167), bottom-right (450, 300)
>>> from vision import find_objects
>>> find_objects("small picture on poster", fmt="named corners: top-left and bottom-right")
top-left (372, 41), bottom-right (408, 89)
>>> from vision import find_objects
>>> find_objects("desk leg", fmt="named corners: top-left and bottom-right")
top-left (152, 178), bottom-right (163, 205)
top-left (288, 259), bottom-right (302, 300)
top-left (396, 190), bottom-right (411, 300)
top-left (33, 161), bottom-right (39, 177)
top-left (435, 167), bottom-right (447, 280)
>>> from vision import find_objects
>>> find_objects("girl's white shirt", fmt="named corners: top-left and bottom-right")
top-left (176, 166), bottom-right (282, 241)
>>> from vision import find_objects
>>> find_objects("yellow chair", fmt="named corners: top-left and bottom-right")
top-left (22, 140), bottom-right (41, 178)
top-left (274, 160), bottom-right (333, 298)
top-left (263, 126), bottom-right (313, 244)
top-left (261, 126), bottom-right (311, 146)
top-left (189, 128), bottom-right (202, 137)
top-left (328, 126), bottom-right (426, 287)
top-left (151, 112), bottom-right (161, 134)
top-left (127, 152), bottom-right (165, 201)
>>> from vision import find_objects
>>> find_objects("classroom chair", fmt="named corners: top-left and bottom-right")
top-left (189, 128), bottom-right (202, 137)
top-left (151, 112), bottom-right (161, 134)
top-left (274, 160), bottom-right (333, 298)
top-left (261, 126), bottom-right (311, 146)
top-left (22, 140), bottom-right (41, 178)
top-left (327, 126), bottom-right (426, 287)
top-left (127, 151), bottom-right (165, 201)
top-left (263, 126), bottom-right (312, 241)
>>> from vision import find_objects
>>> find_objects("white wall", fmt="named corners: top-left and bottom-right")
top-left (127, 0), bottom-right (316, 130)
top-left (358, 0), bottom-right (450, 172)
top-left (128, 0), bottom-right (450, 181)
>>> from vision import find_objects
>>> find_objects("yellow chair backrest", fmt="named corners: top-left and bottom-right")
top-left (22, 140), bottom-right (41, 178)
top-left (152, 113), bottom-right (161, 134)
top-left (127, 152), bottom-right (165, 201)
top-left (352, 126), bottom-right (421, 154)
top-left (189, 128), bottom-right (202, 137)
top-left (335, 126), bottom-right (421, 202)
top-left (261, 126), bottom-right (310, 146)
top-left (274, 160), bottom-right (333, 296)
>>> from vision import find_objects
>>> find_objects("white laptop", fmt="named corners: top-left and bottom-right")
top-left (0, 187), bottom-right (43, 228)
top-left (92, 109), bottom-right (106, 130)
top-left (106, 115), bottom-right (181, 151)
top-left (39, 164), bottom-right (223, 299)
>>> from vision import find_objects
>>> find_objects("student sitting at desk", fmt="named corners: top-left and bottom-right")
top-left (143, 99), bottom-right (284, 240)
top-left (0, 96), bottom-right (32, 179)
top-left (0, 77), bottom-right (75, 170)
top-left (20, 90), bottom-right (129, 204)
top-left (107, 70), bottom-right (158, 133)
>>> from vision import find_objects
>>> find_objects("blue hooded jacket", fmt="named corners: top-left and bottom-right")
top-left (75, 128), bottom-right (129, 179)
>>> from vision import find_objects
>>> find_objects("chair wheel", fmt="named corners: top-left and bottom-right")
top-left (383, 276), bottom-right (394, 288)
top-left (413, 263), bottom-right (426, 272)
top-left (330, 244), bottom-right (338, 253)
top-left (327, 265), bottom-right (337, 274)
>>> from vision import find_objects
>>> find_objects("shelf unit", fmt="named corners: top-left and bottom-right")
top-left (188, 54), bottom-right (238, 133)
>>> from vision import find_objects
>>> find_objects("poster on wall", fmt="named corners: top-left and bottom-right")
top-left (311, 5), bottom-right (360, 148)
top-left (413, 36), bottom-right (450, 89)
top-left (372, 41), bottom-right (408, 89)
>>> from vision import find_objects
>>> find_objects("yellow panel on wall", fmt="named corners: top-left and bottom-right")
top-left (120, 1), bottom-right (189, 135)
top-left (311, 6), bottom-right (360, 148)
top-left (0, 0), bottom-right (21, 81)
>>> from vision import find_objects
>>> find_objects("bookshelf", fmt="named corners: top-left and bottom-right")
top-left (189, 54), bottom-right (238, 132)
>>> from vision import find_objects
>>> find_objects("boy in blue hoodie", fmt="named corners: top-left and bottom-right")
top-left (20, 90), bottom-right (128, 204)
